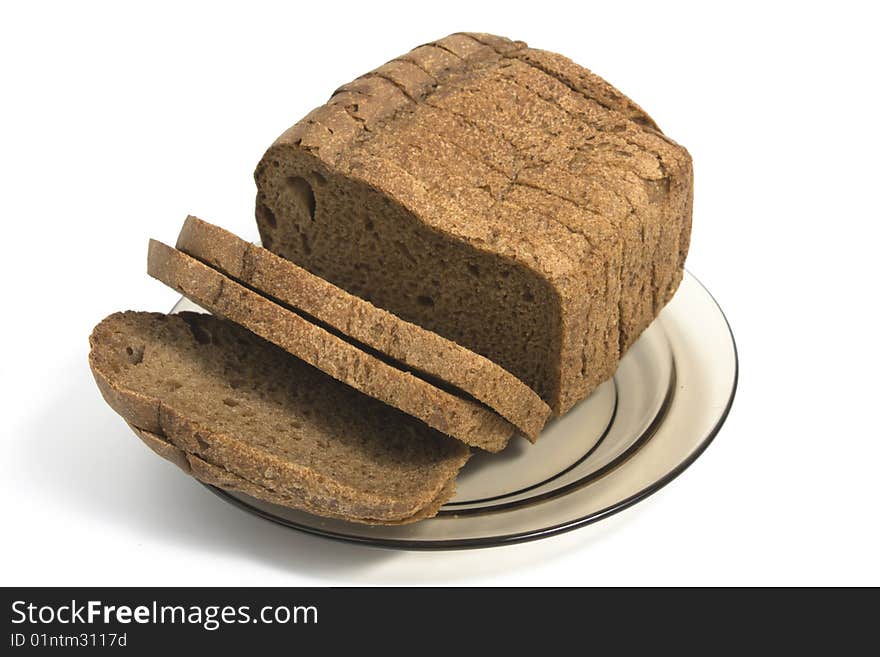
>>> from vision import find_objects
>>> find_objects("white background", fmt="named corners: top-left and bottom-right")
top-left (2, 1), bottom-right (877, 586)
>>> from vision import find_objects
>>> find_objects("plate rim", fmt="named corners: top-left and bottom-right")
top-left (197, 270), bottom-right (739, 551)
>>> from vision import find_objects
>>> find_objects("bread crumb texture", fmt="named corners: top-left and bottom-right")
top-left (89, 311), bottom-right (469, 523)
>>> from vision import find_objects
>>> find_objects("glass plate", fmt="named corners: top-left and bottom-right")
top-left (170, 270), bottom-right (737, 549)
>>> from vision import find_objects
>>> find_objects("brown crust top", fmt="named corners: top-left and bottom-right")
top-left (147, 239), bottom-right (516, 451)
top-left (262, 32), bottom-right (691, 292)
top-left (176, 215), bottom-right (550, 438)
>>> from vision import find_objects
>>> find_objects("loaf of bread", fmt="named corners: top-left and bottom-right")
top-left (89, 311), bottom-right (469, 524)
top-left (88, 33), bottom-right (694, 526)
top-left (147, 239), bottom-right (516, 451)
top-left (254, 32), bottom-right (693, 414)
top-left (175, 215), bottom-right (550, 438)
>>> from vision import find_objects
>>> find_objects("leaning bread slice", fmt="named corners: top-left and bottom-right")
top-left (128, 424), bottom-right (454, 524)
top-left (89, 311), bottom-right (469, 524)
top-left (148, 240), bottom-right (515, 451)
top-left (176, 215), bottom-right (550, 439)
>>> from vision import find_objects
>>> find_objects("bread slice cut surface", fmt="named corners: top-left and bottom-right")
top-left (89, 311), bottom-right (470, 524)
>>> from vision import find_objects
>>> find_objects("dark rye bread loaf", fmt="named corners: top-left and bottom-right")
top-left (147, 239), bottom-right (516, 451)
top-left (176, 215), bottom-right (550, 438)
top-left (89, 311), bottom-right (469, 524)
top-left (254, 32), bottom-right (693, 414)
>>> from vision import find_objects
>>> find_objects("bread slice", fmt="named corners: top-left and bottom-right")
top-left (147, 239), bottom-right (516, 452)
top-left (89, 311), bottom-right (470, 524)
top-left (253, 32), bottom-right (692, 415)
top-left (175, 215), bottom-right (550, 439)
